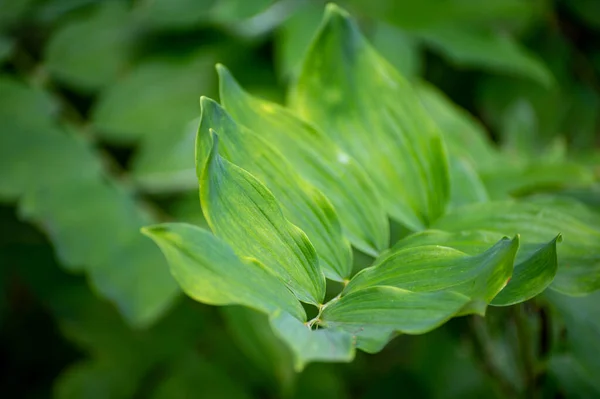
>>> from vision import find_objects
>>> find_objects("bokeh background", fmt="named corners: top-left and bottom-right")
top-left (1, 0), bottom-right (599, 398)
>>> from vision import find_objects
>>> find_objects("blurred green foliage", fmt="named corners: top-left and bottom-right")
top-left (1, 0), bottom-right (599, 398)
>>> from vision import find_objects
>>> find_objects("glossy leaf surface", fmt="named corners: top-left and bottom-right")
top-left (199, 136), bottom-right (325, 305)
top-left (346, 237), bottom-right (519, 306)
top-left (143, 223), bottom-right (305, 321)
top-left (217, 65), bottom-right (389, 255)
top-left (197, 97), bottom-right (352, 280)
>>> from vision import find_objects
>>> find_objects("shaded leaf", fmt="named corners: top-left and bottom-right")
top-left (92, 54), bottom-right (215, 143)
top-left (217, 65), bottom-right (389, 256)
top-left (44, 1), bottom-right (131, 90)
top-left (143, 223), bottom-right (305, 321)
top-left (197, 97), bottom-right (352, 280)
top-left (199, 135), bottom-right (325, 305)
top-left (269, 311), bottom-right (355, 371)
top-left (291, 4), bottom-right (449, 230)
top-left (150, 353), bottom-right (252, 399)
top-left (415, 26), bottom-right (553, 87)
top-left (434, 201), bottom-right (600, 295)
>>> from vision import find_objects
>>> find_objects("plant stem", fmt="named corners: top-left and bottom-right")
top-left (470, 315), bottom-right (519, 398)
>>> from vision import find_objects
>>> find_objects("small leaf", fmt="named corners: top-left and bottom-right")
top-left (217, 65), bottom-right (389, 256)
top-left (198, 97), bottom-right (352, 281)
top-left (346, 237), bottom-right (519, 307)
top-left (200, 135), bottom-right (325, 305)
top-left (291, 4), bottom-right (449, 230)
top-left (269, 310), bottom-right (355, 372)
top-left (143, 223), bottom-right (305, 321)
top-left (491, 236), bottom-right (560, 306)
top-left (434, 201), bottom-right (600, 295)
top-left (321, 287), bottom-right (470, 335)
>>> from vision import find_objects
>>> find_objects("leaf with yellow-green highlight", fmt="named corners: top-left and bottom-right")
top-left (291, 4), bottom-right (449, 231)
top-left (434, 200), bottom-right (600, 295)
top-left (199, 135), bottom-right (325, 305)
top-left (391, 230), bottom-right (561, 306)
top-left (197, 97), bottom-right (352, 281)
top-left (345, 237), bottom-right (519, 308)
top-left (216, 65), bottom-right (389, 256)
top-left (142, 223), bottom-right (306, 321)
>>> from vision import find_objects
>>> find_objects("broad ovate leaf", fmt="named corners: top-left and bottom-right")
top-left (346, 237), bottom-right (519, 307)
top-left (291, 4), bottom-right (449, 231)
top-left (217, 65), bottom-right (389, 255)
top-left (321, 287), bottom-right (470, 335)
top-left (197, 97), bottom-right (352, 281)
top-left (142, 223), bottom-right (305, 321)
top-left (269, 311), bottom-right (355, 371)
top-left (199, 135), bottom-right (325, 305)
top-left (434, 201), bottom-right (600, 295)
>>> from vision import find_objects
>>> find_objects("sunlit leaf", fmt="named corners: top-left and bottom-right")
top-left (217, 65), bottom-right (389, 256)
top-left (346, 237), bottom-right (519, 308)
top-left (448, 158), bottom-right (489, 209)
top-left (291, 4), bottom-right (449, 231)
top-left (321, 287), bottom-right (470, 335)
top-left (142, 223), bottom-right (305, 321)
top-left (434, 201), bottom-right (600, 295)
top-left (269, 310), bottom-right (355, 371)
top-left (199, 135), bottom-right (325, 305)
top-left (197, 97), bottom-right (352, 281)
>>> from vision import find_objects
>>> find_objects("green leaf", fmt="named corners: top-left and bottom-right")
top-left (371, 22), bottom-right (421, 79)
top-left (200, 135), bottom-right (325, 305)
top-left (291, 4), bottom-right (449, 230)
top-left (217, 65), bottom-right (389, 256)
top-left (44, 1), bottom-right (131, 90)
top-left (415, 26), bottom-right (553, 87)
top-left (221, 307), bottom-right (294, 392)
top-left (491, 236), bottom-right (560, 306)
top-left (321, 287), bottom-right (470, 335)
top-left (0, 36), bottom-right (13, 65)
top-left (142, 223), bottom-right (305, 321)
top-left (391, 229), bottom-right (561, 307)
top-left (416, 82), bottom-right (499, 169)
top-left (448, 158), bottom-right (489, 209)
top-left (136, 0), bottom-right (215, 29)
top-left (197, 97), bottom-right (352, 281)
top-left (150, 353), bottom-right (252, 399)
top-left (92, 54), bottom-right (215, 143)
top-left (481, 161), bottom-right (595, 200)
top-left (19, 181), bottom-right (179, 326)
top-left (346, 237), bottom-right (519, 307)
top-left (269, 310), bottom-right (355, 371)
top-left (434, 201), bottom-right (600, 295)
